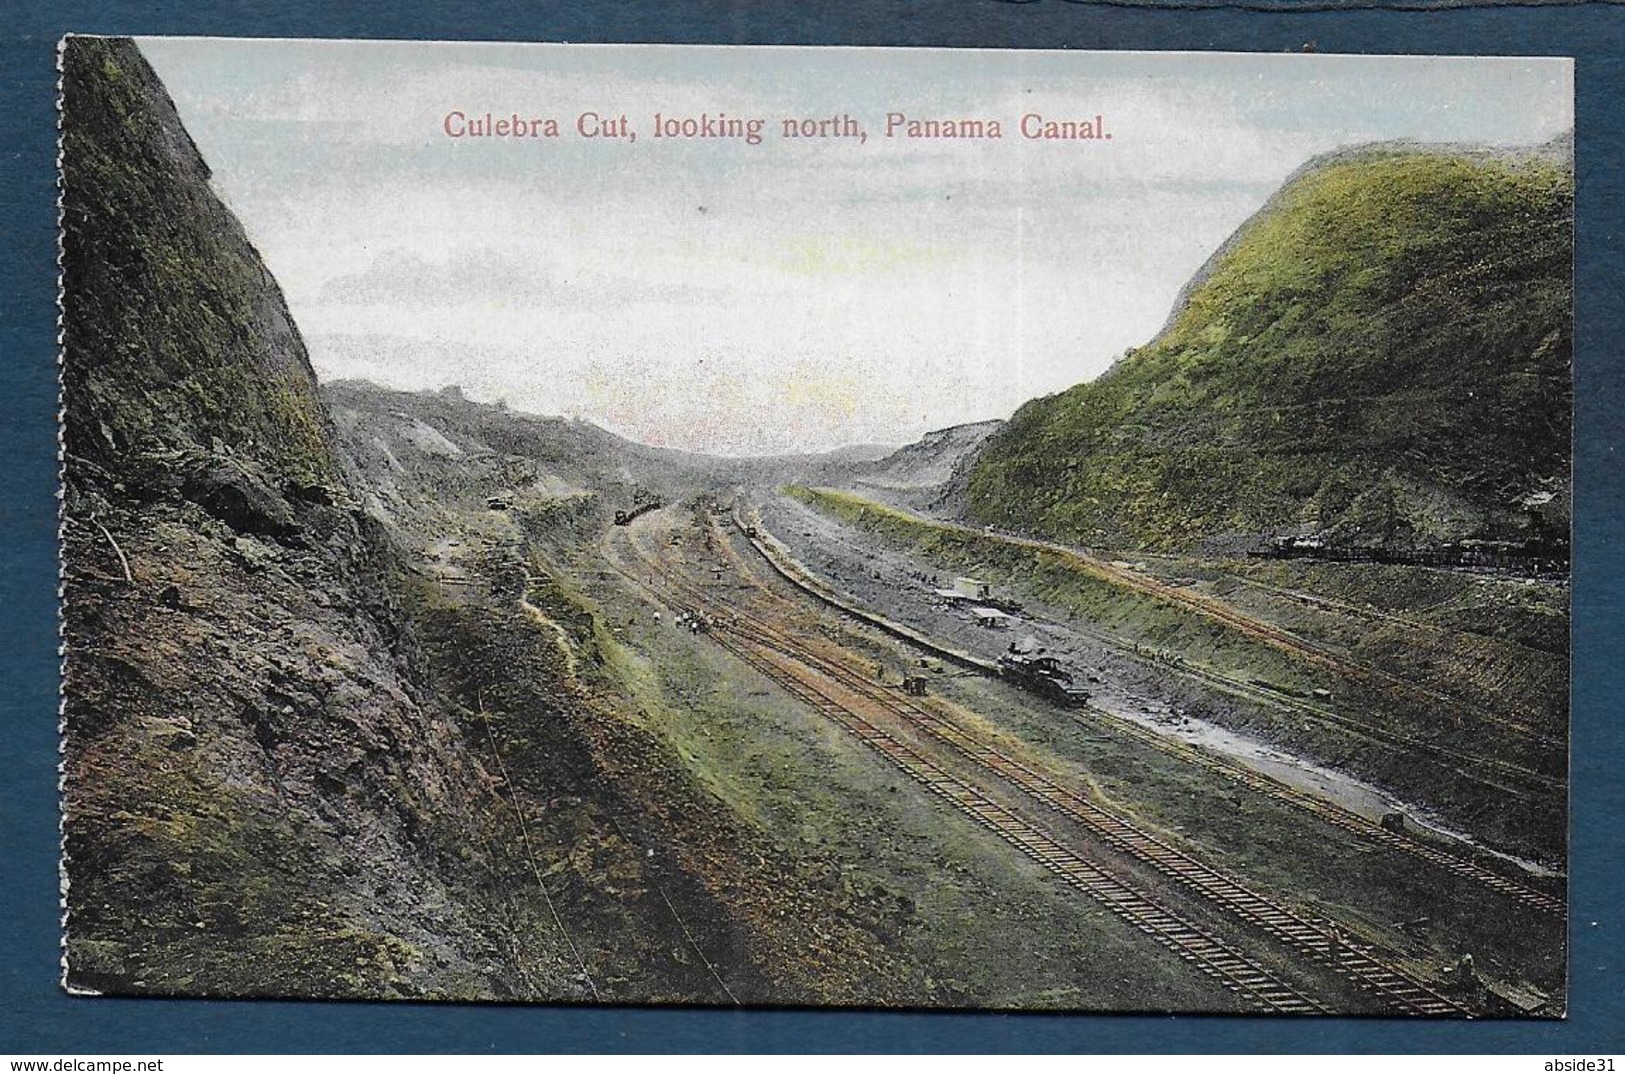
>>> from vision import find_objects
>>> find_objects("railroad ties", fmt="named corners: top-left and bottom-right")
top-left (617, 520), bottom-right (1493, 1017)
top-left (723, 614), bottom-right (1472, 1018)
top-left (710, 624), bottom-right (1328, 1016)
top-left (1091, 711), bottom-right (1566, 918)
top-left (721, 512), bottom-right (1564, 920)
top-left (944, 732), bottom-right (1472, 1017)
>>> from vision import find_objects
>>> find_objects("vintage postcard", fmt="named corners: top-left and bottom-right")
top-left (57, 36), bottom-right (1571, 1014)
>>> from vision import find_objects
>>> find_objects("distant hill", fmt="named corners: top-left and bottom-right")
top-left (808, 419), bottom-right (1004, 513)
top-left (964, 140), bottom-right (1573, 553)
top-left (846, 420), bottom-right (1005, 492)
top-left (324, 380), bottom-right (717, 530)
top-left (326, 380), bottom-right (925, 519)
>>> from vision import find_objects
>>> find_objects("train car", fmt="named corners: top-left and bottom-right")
top-left (1251, 532), bottom-right (1569, 574)
top-left (613, 499), bottom-right (662, 526)
top-left (997, 653), bottom-right (1090, 707)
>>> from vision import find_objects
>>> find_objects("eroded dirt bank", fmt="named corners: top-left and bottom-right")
top-left (766, 488), bottom-right (1566, 870)
top-left (58, 36), bottom-right (1567, 1014)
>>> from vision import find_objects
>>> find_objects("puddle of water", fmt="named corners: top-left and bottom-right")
top-left (1101, 690), bottom-right (1563, 880)
top-left (765, 493), bottom-right (1565, 882)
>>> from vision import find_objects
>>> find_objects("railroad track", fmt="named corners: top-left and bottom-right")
top-left (1102, 566), bottom-right (1565, 752)
top-left (720, 607), bottom-right (1475, 1018)
top-left (802, 495), bottom-right (1566, 754)
top-left (694, 585), bottom-right (1331, 1015)
top-left (1066, 696), bottom-right (1567, 918)
top-left (1188, 570), bottom-right (1569, 751)
top-left (619, 519), bottom-right (1479, 1017)
top-left (727, 509), bottom-right (1566, 917)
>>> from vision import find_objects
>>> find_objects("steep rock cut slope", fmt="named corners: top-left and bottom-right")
top-left (58, 39), bottom-right (919, 1005)
top-left (966, 143), bottom-right (1572, 552)
top-left (58, 37), bottom-right (538, 998)
top-left (843, 419), bottom-right (1005, 510)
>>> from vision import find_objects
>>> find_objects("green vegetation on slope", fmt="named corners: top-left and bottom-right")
top-left (967, 147), bottom-right (1572, 551)
top-left (788, 485), bottom-right (1566, 861)
top-left (789, 487), bottom-right (1323, 695)
top-left (60, 37), bottom-right (527, 999)
top-left (60, 38), bottom-right (337, 492)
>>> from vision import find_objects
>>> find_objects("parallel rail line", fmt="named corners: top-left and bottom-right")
top-left (799, 495), bottom-right (1566, 755)
top-left (1064, 696), bottom-right (1567, 918)
top-left (625, 520), bottom-right (1478, 1017)
top-left (727, 510), bottom-right (1565, 918)
top-left (735, 620), bottom-right (1472, 1016)
top-left (609, 526), bottom-right (1327, 1013)
top-left (699, 589), bottom-right (1331, 1015)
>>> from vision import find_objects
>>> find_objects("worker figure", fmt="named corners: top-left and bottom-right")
top-left (1327, 924), bottom-right (1346, 961)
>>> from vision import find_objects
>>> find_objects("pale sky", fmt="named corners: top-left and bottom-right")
top-left (137, 39), bottom-right (1572, 456)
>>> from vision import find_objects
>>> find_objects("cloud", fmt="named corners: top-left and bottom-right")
top-left (316, 246), bottom-right (725, 309)
top-left (137, 39), bottom-right (1573, 456)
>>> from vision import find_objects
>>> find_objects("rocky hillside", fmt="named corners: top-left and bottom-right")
top-left (846, 420), bottom-right (1003, 492)
top-left (58, 35), bottom-right (536, 999)
top-left (325, 379), bottom-right (929, 522)
top-left (324, 380), bottom-right (687, 545)
top-left (965, 141), bottom-right (1573, 553)
top-left (59, 38), bottom-right (920, 1005)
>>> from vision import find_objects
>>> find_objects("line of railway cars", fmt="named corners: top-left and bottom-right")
top-left (613, 498), bottom-right (663, 526)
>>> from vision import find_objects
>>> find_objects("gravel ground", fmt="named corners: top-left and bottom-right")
top-left (753, 492), bottom-right (1555, 878)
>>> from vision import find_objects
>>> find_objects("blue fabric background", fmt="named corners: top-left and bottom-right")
top-left (3, 0), bottom-right (1620, 1054)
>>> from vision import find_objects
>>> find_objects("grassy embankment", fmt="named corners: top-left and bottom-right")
top-left (427, 515), bottom-right (1242, 1010)
top-left (967, 149), bottom-right (1572, 553)
top-left (786, 485), bottom-right (1565, 862)
top-left (792, 486), bottom-right (1328, 693)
